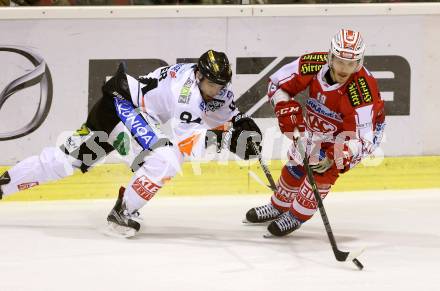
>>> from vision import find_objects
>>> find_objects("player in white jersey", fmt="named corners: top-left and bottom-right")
top-left (0, 50), bottom-right (262, 237)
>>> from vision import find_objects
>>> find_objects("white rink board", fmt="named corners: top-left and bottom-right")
top-left (1, 5), bottom-right (440, 164)
top-left (0, 189), bottom-right (439, 291)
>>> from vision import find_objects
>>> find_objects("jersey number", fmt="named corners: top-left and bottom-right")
top-left (180, 112), bottom-right (202, 124)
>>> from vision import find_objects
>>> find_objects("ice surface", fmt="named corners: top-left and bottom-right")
top-left (1, 189), bottom-right (439, 291)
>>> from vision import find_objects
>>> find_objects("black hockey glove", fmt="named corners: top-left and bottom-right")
top-left (224, 113), bottom-right (262, 160)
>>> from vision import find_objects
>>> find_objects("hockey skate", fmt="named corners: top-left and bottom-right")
top-left (105, 187), bottom-right (141, 238)
top-left (265, 211), bottom-right (302, 237)
top-left (0, 171), bottom-right (11, 200)
top-left (243, 203), bottom-right (282, 223)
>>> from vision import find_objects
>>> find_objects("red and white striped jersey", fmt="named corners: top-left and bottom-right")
top-left (269, 52), bottom-right (385, 170)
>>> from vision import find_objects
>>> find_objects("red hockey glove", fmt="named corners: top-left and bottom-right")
top-left (327, 143), bottom-right (353, 173)
top-left (274, 100), bottom-right (304, 136)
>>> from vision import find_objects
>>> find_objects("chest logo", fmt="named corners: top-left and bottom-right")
top-left (307, 111), bottom-right (337, 134)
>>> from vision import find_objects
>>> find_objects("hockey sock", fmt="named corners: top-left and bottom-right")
top-left (123, 173), bottom-right (163, 214)
top-left (271, 164), bottom-right (305, 212)
top-left (290, 178), bottom-right (330, 222)
top-left (122, 146), bottom-right (181, 213)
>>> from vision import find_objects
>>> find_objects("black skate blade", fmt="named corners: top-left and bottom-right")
top-left (263, 232), bottom-right (276, 238)
top-left (242, 218), bottom-right (253, 224)
top-left (242, 218), bottom-right (271, 225)
top-left (263, 231), bottom-right (290, 238)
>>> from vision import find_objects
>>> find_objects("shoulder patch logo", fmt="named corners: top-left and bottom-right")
top-left (357, 77), bottom-right (372, 103)
top-left (348, 81), bottom-right (362, 107)
top-left (178, 77), bottom-right (193, 104)
top-left (300, 63), bottom-right (324, 75)
top-left (300, 53), bottom-right (328, 63)
top-left (347, 77), bottom-right (374, 107)
top-left (299, 53), bottom-right (328, 75)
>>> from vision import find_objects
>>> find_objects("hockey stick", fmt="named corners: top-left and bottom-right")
top-left (249, 142), bottom-right (277, 192)
top-left (248, 169), bottom-right (273, 191)
top-left (250, 141), bottom-right (364, 270)
top-left (293, 129), bottom-right (364, 270)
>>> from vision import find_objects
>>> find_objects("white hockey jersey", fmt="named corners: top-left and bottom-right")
top-left (125, 63), bottom-right (238, 157)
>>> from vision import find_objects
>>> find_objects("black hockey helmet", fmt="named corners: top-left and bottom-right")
top-left (197, 50), bottom-right (232, 86)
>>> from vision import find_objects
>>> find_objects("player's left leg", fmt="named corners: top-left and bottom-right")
top-left (245, 161), bottom-right (305, 223)
top-left (267, 165), bottom-right (339, 237)
top-left (0, 87), bottom-right (120, 200)
top-left (0, 147), bottom-right (78, 199)
top-left (105, 145), bottom-right (183, 238)
top-left (0, 65), bottom-right (131, 199)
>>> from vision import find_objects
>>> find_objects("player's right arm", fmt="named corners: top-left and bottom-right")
top-left (268, 54), bottom-right (321, 136)
top-left (269, 59), bottom-right (306, 106)
top-left (331, 71), bottom-right (386, 172)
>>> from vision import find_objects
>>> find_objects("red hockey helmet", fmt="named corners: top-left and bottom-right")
top-left (329, 29), bottom-right (365, 72)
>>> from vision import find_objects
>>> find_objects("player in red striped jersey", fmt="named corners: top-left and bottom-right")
top-left (245, 29), bottom-right (386, 237)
